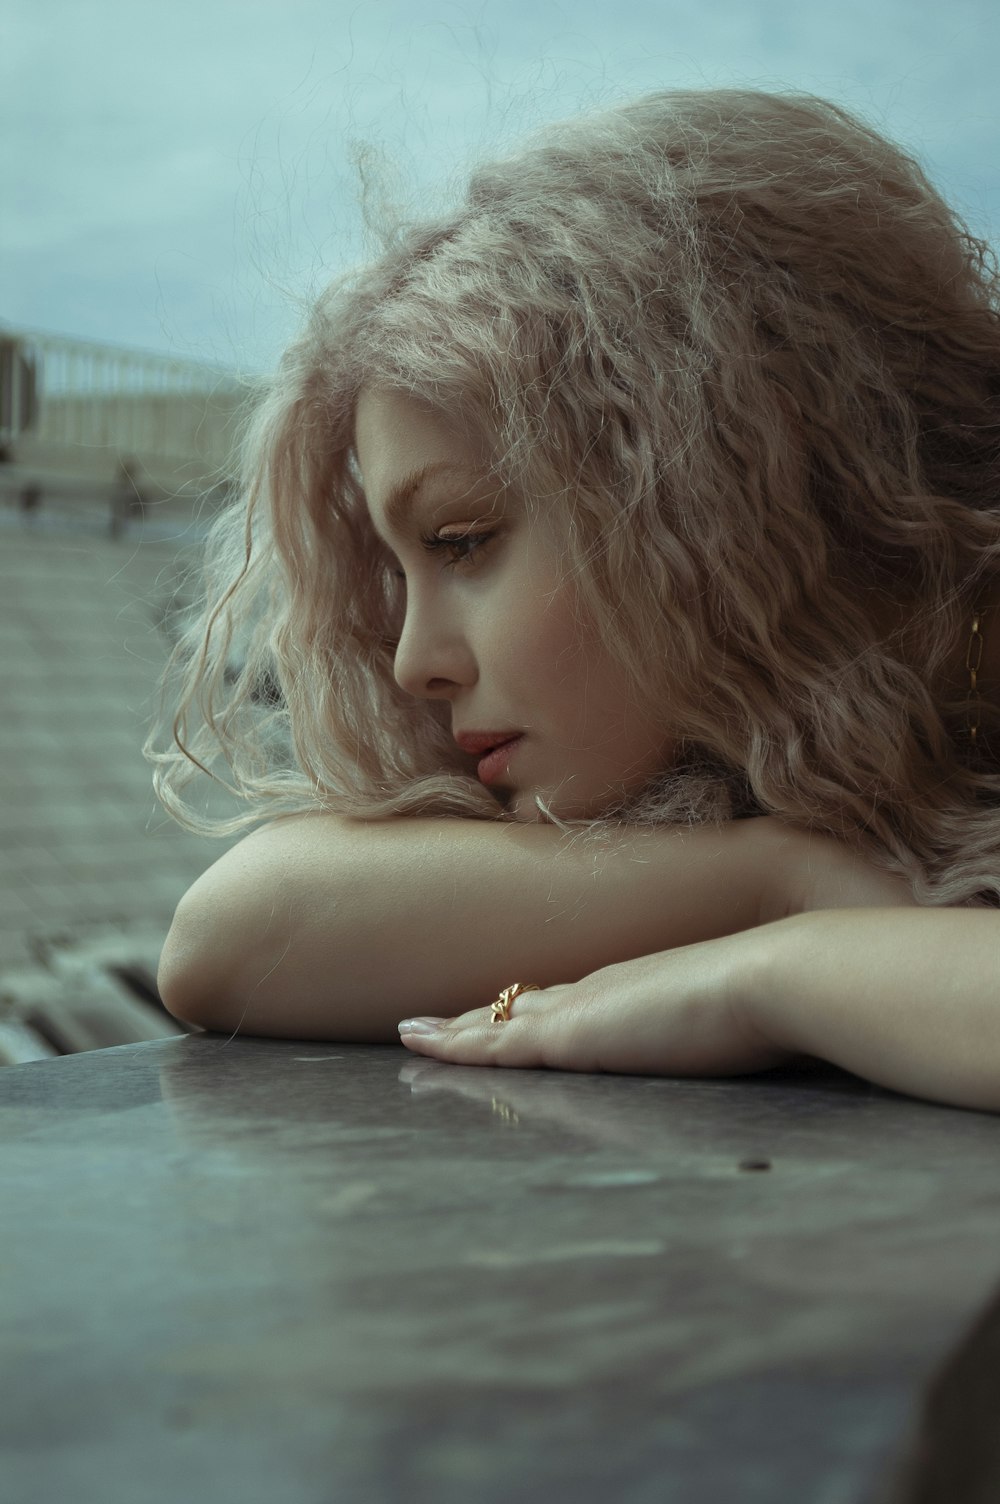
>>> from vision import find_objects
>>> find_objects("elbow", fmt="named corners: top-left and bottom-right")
top-left (157, 897), bottom-right (227, 1033)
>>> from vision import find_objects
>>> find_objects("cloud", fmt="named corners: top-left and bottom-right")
top-left (3, 0), bottom-right (997, 368)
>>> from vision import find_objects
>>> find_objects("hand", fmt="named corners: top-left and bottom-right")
top-left (397, 928), bottom-right (798, 1077)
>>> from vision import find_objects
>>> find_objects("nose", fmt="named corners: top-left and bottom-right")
top-left (392, 592), bottom-right (475, 701)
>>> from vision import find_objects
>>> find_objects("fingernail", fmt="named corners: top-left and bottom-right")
top-left (398, 1017), bottom-right (444, 1038)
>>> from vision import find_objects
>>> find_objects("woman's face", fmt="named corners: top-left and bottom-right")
top-left (354, 387), bottom-right (676, 822)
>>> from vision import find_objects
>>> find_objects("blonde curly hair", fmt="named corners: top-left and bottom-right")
top-left (147, 87), bottom-right (1000, 905)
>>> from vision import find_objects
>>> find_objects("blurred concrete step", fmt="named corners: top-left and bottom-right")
top-left (0, 1015), bottom-right (58, 1067)
top-left (0, 924), bottom-right (191, 1063)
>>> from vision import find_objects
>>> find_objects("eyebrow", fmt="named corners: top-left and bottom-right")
top-left (381, 461), bottom-right (481, 537)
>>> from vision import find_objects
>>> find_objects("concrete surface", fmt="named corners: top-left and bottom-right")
top-left (2, 1036), bottom-right (1000, 1503)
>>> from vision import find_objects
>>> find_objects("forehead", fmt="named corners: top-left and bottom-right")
top-left (355, 390), bottom-right (481, 490)
top-left (354, 387), bottom-right (496, 536)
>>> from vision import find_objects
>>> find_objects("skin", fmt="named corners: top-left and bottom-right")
top-left (354, 386), bottom-right (676, 823)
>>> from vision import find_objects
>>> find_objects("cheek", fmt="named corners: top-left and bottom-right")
top-left (486, 571), bottom-right (584, 688)
top-left (519, 593), bottom-right (592, 689)
top-left (535, 622), bottom-right (586, 690)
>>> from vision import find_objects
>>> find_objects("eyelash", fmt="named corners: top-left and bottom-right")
top-left (392, 529), bottom-right (496, 580)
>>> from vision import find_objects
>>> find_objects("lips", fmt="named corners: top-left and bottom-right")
top-left (474, 736), bottom-right (524, 786)
top-left (454, 731), bottom-right (522, 756)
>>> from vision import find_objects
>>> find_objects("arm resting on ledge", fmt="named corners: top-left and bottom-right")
top-left (159, 813), bottom-right (782, 1042)
top-left (749, 907), bottom-right (1000, 1113)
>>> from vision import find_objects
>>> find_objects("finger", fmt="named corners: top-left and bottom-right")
top-left (397, 1004), bottom-right (550, 1068)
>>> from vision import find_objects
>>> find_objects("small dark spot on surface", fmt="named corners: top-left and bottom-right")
top-left (738, 1157), bottom-right (771, 1172)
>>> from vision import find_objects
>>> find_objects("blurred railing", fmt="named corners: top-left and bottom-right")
top-left (0, 327), bottom-right (263, 513)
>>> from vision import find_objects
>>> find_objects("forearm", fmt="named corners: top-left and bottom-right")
top-left (748, 908), bottom-right (1000, 1112)
top-left (159, 812), bottom-right (779, 1042)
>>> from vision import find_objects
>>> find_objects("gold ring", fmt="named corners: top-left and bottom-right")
top-left (490, 982), bottom-right (541, 1023)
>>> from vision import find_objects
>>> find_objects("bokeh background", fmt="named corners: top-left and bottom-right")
top-left (1, 0), bottom-right (997, 1058)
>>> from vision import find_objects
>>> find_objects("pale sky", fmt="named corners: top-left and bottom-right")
top-left (4, 0), bottom-right (998, 375)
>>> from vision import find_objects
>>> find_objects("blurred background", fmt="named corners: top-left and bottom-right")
top-left (2, 0), bottom-right (997, 1062)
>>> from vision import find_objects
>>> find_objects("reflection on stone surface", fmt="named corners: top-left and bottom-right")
top-left (2, 1035), bottom-right (999, 1502)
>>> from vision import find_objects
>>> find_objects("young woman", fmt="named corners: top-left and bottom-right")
top-left (149, 88), bottom-right (1000, 1112)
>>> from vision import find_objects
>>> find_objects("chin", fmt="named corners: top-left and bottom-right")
top-left (510, 802), bottom-right (547, 824)
top-left (503, 789), bottom-right (550, 824)
top-left (508, 786), bottom-right (601, 825)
